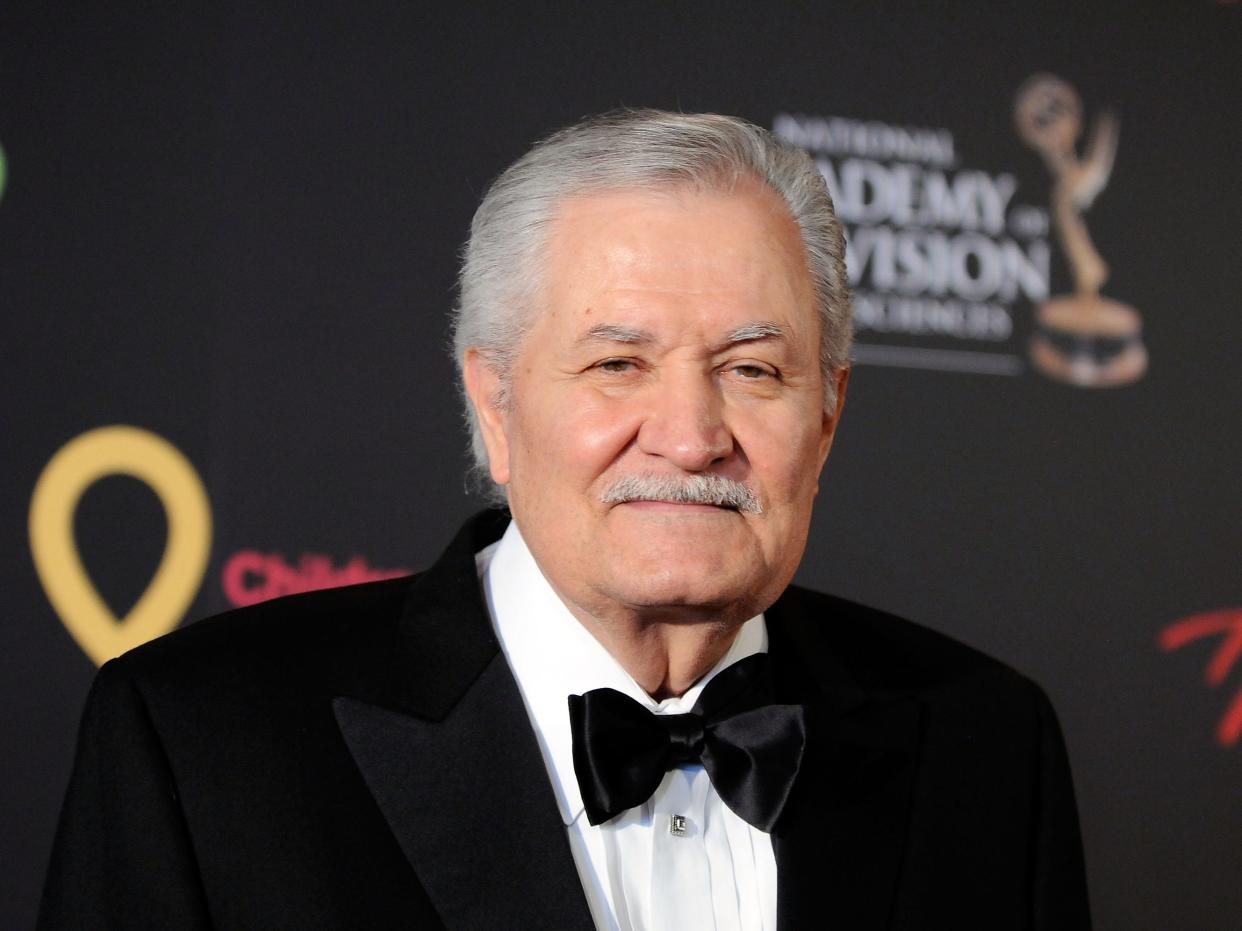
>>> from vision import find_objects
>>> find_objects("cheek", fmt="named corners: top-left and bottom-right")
top-left (740, 410), bottom-right (827, 504)
top-left (577, 394), bottom-right (643, 449)
top-left (511, 391), bottom-right (640, 486)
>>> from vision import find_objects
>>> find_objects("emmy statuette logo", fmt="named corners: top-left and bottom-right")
top-left (1014, 74), bottom-right (1147, 386)
top-left (29, 426), bottom-right (212, 665)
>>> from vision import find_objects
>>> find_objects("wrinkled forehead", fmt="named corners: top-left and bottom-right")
top-left (531, 182), bottom-right (819, 343)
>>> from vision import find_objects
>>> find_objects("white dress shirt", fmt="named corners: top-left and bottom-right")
top-left (477, 521), bottom-right (778, 931)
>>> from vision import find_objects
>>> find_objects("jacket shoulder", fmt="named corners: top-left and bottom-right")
top-left (777, 584), bottom-right (1037, 700)
top-left (106, 574), bottom-right (420, 693)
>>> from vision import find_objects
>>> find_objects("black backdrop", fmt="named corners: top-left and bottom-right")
top-left (3, 3), bottom-right (1240, 928)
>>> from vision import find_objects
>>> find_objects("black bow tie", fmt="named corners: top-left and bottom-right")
top-left (568, 653), bottom-right (807, 831)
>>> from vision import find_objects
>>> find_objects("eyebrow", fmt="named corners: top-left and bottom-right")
top-left (722, 322), bottom-right (787, 344)
top-left (576, 320), bottom-right (788, 348)
top-left (577, 324), bottom-right (652, 345)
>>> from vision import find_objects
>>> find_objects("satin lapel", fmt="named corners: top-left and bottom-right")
top-left (332, 511), bottom-right (595, 931)
top-left (767, 593), bottom-right (924, 931)
top-left (334, 659), bottom-right (594, 931)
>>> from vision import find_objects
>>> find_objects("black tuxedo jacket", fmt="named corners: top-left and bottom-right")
top-left (40, 510), bottom-right (1090, 929)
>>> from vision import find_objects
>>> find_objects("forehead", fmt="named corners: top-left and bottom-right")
top-left (538, 182), bottom-right (818, 340)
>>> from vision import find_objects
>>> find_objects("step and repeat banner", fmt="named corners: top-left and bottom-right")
top-left (2, 4), bottom-right (1238, 928)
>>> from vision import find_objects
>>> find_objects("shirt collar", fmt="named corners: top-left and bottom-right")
top-left (477, 519), bottom-right (768, 827)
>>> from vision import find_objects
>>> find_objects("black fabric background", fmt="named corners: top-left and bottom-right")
top-left (2, 3), bottom-right (1239, 928)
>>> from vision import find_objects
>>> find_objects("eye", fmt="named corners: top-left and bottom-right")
top-left (594, 357), bottom-right (639, 374)
top-left (727, 363), bottom-right (776, 380)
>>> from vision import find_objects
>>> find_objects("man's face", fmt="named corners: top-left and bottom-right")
top-left (466, 181), bottom-right (847, 626)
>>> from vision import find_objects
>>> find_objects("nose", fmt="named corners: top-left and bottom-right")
top-left (635, 370), bottom-right (734, 471)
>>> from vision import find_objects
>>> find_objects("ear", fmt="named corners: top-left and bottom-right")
top-left (461, 348), bottom-right (512, 486)
top-left (817, 365), bottom-right (850, 468)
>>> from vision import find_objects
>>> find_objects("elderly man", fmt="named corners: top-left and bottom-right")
top-left (40, 111), bottom-right (1090, 930)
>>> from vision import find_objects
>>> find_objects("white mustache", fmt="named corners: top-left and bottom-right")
top-left (600, 473), bottom-right (763, 514)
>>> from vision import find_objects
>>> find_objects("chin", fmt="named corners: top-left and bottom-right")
top-left (607, 564), bottom-right (755, 613)
top-left (620, 535), bottom-right (730, 572)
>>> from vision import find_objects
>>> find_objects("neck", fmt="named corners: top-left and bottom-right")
top-left (565, 601), bottom-right (748, 700)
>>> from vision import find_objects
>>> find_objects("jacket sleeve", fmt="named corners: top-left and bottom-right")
top-left (1030, 683), bottom-right (1092, 931)
top-left (38, 659), bottom-right (212, 930)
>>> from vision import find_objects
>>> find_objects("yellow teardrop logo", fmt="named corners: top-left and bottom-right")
top-left (29, 426), bottom-right (212, 665)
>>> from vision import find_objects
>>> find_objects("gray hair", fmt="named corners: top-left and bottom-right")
top-left (451, 109), bottom-right (852, 495)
